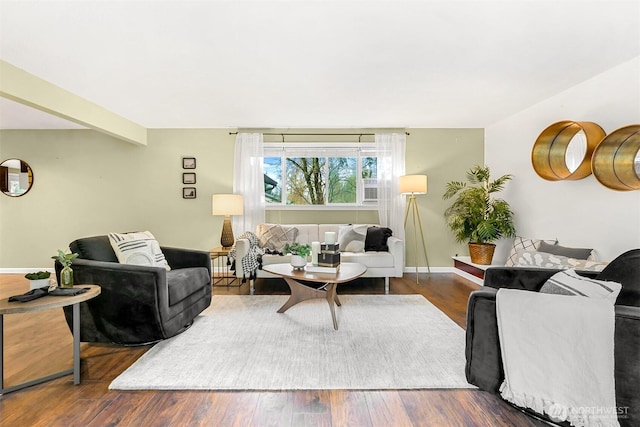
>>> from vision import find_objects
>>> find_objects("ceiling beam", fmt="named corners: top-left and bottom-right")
top-left (0, 60), bottom-right (147, 146)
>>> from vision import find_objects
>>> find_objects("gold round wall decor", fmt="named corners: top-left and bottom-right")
top-left (591, 124), bottom-right (640, 191)
top-left (531, 121), bottom-right (606, 181)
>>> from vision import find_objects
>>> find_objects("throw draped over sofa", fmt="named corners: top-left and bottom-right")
top-left (54, 235), bottom-right (212, 345)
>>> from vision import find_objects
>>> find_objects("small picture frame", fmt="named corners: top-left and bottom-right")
top-left (182, 157), bottom-right (196, 169)
top-left (183, 187), bottom-right (197, 199)
top-left (183, 172), bottom-right (196, 184)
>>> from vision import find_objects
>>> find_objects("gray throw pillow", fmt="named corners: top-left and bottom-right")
top-left (538, 241), bottom-right (593, 260)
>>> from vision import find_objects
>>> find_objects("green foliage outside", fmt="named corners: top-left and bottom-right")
top-left (282, 156), bottom-right (377, 205)
top-left (287, 157), bottom-right (326, 205)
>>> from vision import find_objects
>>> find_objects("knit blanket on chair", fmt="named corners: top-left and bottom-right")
top-left (497, 289), bottom-right (618, 427)
top-left (228, 231), bottom-right (263, 283)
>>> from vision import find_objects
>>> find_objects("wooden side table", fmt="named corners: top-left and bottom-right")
top-left (209, 247), bottom-right (239, 287)
top-left (0, 285), bottom-right (101, 394)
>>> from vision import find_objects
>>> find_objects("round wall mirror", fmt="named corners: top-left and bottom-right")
top-left (1, 158), bottom-right (34, 197)
top-left (592, 125), bottom-right (640, 191)
top-left (564, 130), bottom-right (587, 174)
top-left (532, 121), bottom-right (605, 181)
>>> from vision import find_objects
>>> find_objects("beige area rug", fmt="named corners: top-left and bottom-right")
top-left (109, 295), bottom-right (475, 391)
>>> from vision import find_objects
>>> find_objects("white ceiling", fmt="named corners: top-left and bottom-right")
top-left (0, 0), bottom-right (639, 130)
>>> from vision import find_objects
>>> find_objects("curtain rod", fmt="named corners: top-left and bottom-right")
top-left (228, 132), bottom-right (410, 136)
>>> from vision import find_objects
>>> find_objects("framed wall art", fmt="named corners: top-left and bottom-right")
top-left (183, 187), bottom-right (196, 199)
top-left (183, 172), bottom-right (196, 184)
top-left (182, 157), bottom-right (196, 169)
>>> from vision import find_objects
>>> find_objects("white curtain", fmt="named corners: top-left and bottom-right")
top-left (232, 133), bottom-right (265, 234)
top-left (375, 133), bottom-right (406, 242)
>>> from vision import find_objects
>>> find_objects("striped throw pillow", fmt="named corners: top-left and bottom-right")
top-left (108, 231), bottom-right (171, 271)
top-left (540, 269), bottom-right (621, 303)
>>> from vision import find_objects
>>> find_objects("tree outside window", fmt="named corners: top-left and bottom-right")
top-left (263, 145), bottom-right (377, 206)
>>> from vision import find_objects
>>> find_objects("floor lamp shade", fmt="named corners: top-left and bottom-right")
top-left (212, 194), bottom-right (244, 248)
top-left (399, 174), bottom-right (428, 194)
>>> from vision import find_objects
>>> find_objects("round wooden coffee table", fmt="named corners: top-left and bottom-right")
top-left (262, 262), bottom-right (367, 330)
top-left (0, 285), bottom-right (101, 394)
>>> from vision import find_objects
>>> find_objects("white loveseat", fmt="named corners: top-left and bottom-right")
top-left (234, 224), bottom-right (404, 295)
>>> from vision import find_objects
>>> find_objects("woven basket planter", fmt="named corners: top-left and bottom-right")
top-left (469, 243), bottom-right (496, 265)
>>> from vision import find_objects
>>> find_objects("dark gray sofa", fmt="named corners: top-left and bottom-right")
top-left (54, 235), bottom-right (212, 345)
top-left (465, 249), bottom-right (640, 427)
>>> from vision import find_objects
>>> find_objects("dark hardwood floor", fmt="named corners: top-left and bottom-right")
top-left (0, 273), bottom-right (546, 426)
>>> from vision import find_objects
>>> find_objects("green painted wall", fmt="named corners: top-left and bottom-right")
top-left (0, 128), bottom-right (482, 269)
top-left (405, 129), bottom-right (484, 268)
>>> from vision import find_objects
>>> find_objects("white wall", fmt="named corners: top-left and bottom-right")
top-left (486, 56), bottom-right (640, 262)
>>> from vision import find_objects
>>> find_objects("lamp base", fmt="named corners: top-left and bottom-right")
top-left (220, 217), bottom-right (235, 248)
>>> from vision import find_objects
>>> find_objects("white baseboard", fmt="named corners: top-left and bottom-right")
top-left (452, 269), bottom-right (484, 286)
top-left (0, 267), bottom-right (55, 274)
top-left (403, 266), bottom-right (455, 274)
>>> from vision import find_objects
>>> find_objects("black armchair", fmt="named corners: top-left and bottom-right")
top-left (54, 235), bottom-right (212, 345)
top-left (465, 249), bottom-right (640, 427)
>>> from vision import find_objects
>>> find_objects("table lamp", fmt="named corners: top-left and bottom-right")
top-left (211, 194), bottom-right (244, 248)
top-left (399, 174), bottom-right (431, 282)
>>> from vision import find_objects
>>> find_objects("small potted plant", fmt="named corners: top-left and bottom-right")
top-left (443, 165), bottom-right (516, 265)
top-left (283, 242), bottom-right (311, 270)
top-left (25, 271), bottom-right (51, 290)
top-left (53, 249), bottom-right (79, 288)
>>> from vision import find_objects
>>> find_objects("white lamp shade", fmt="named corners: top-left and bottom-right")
top-left (399, 175), bottom-right (427, 194)
top-left (211, 194), bottom-right (244, 216)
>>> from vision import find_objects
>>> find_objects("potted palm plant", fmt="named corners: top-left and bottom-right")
top-left (443, 165), bottom-right (516, 264)
top-left (284, 242), bottom-right (311, 270)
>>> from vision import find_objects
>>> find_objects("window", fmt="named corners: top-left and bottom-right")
top-left (264, 143), bottom-right (377, 208)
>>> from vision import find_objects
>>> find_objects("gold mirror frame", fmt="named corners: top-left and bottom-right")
top-left (591, 124), bottom-right (640, 191)
top-left (531, 121), bottom-right (605, 181)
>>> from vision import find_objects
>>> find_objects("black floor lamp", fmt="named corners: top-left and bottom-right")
top-left (400, 175), bottom-right (430, 282)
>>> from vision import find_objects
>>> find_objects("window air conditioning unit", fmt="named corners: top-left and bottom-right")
top-left (362, 178), bottom-right (378, 202)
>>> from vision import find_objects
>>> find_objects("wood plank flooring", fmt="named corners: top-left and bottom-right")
top-left (0, 273), bottom-right (545, 426)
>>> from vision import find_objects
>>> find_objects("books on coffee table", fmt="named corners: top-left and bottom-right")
top-left (305, 264), bottom-right (340, 273)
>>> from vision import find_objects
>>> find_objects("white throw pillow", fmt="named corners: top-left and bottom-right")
top-left (108, 231), bottom-right (171, 271)
top-left (337, 224), bottom-right (368, 253)
top-left (505, 236), bottom-right (558, 266)
top-left (256, 224), bottom-right (298, 252)
top-left (540, 269), bottom-right (621, 303)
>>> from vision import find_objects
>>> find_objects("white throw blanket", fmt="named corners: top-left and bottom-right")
top-left (496, 289), bottom-right (619, 427)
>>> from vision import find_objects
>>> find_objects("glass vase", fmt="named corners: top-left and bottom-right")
top-left (60, 265), bottom-right (74, 288)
